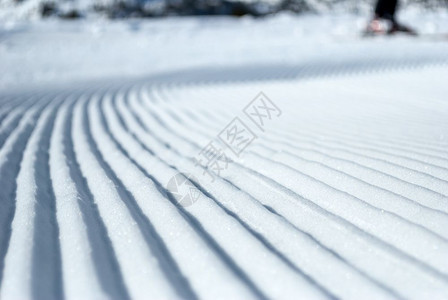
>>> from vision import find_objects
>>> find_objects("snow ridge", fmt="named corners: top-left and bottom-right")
top-left (0, 61), bottom-right (448, 299)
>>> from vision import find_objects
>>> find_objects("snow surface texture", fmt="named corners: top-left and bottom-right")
top-left (1, 13), bottom-right (448, 300)
top-left (1, 11), bottom-right (448, 91)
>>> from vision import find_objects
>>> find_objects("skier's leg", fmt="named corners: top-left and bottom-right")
top-left (389, 0), bottom-right (398, 18)
top-left (375, 0), bottom-right (398, 21)
top-left (367, 0), bottom-right (416, 35)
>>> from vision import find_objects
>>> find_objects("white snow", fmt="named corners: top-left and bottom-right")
top-left (1, 10), bottom-right (448, 91)
top-left (1, 9), bottom-right (448, 300)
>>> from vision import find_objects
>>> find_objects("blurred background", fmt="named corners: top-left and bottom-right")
top-left (1, 0), bottom-right (447, 92)
top-left (0, 0), bottom-right (447, 20)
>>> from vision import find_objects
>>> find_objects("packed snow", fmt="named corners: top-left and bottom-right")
top-left (1, 9), bottom-right (448, 300)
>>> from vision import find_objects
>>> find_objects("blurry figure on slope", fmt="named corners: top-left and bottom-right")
top-left (366, 0), bottom-right (417, 36)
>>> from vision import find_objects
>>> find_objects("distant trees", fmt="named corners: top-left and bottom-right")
top-left (39, 0), bottom-right (448, 18)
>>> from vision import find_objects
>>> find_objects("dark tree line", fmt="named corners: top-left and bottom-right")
top-left (40, 0), bottom-right (448, 19)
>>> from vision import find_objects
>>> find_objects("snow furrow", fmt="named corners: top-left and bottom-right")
top-left (257, 132), bottom-right (448, 199)
top-left (1, 59), bottom-right (448, 299)
top-left (176, 103), bottom-right (448, 239)
top-left (268, 130), bottom-right (448, 182)
top-left (0, 99), bottom-right (35, 149)
top-left (118, 85), bottom-right (400, 300)
top-left (156, 99), bottom-right (448, 278)
top-left (61, 96), bottom-right (130, 300)
top-left (0, 101), bottom-right (61, 299)
top-left (100, 87), bottom-right (326, 299)
top-left (156, 90), bottom-right (448, 295)
top-left (72, 94), bottom-right (179, 300)
top-left (254, 146), bottom-right (448, 237)
top-left (112, 87), bottom-right (340, 298)
top-left (0, 97), bottom-right (54, 289)
top-left (127, 82), bottom-right (448, 299)
top-left (49, 99), bottom-right (108, 299)
top-left (294, 126), bottom-right (448, 161)
top-left (106, 88), bottom-right (278, 297)
top-left (258, 139), bottom-right (448, 209)
top-left (198, 107), bottom-right (448, 195)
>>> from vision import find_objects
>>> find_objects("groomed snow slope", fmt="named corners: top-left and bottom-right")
top-left (1, 62), bottom-right (448, 300)
top-left (1, 15), bottom-right (448, 300)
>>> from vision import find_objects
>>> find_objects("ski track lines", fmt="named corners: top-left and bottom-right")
top-left (0, 65), bottom-right (448, 299)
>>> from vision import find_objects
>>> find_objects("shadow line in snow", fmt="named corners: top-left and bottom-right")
top-left (31, 102), bottom-right (65, 300)
top-left (83, 91), bottom-right (199, 300)
top-left (0, 96), bottom-right (56, 289)
top-left (102, 88), bottom-right (268, 300)
top-left (63, 95), bottom-right (131, 300)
